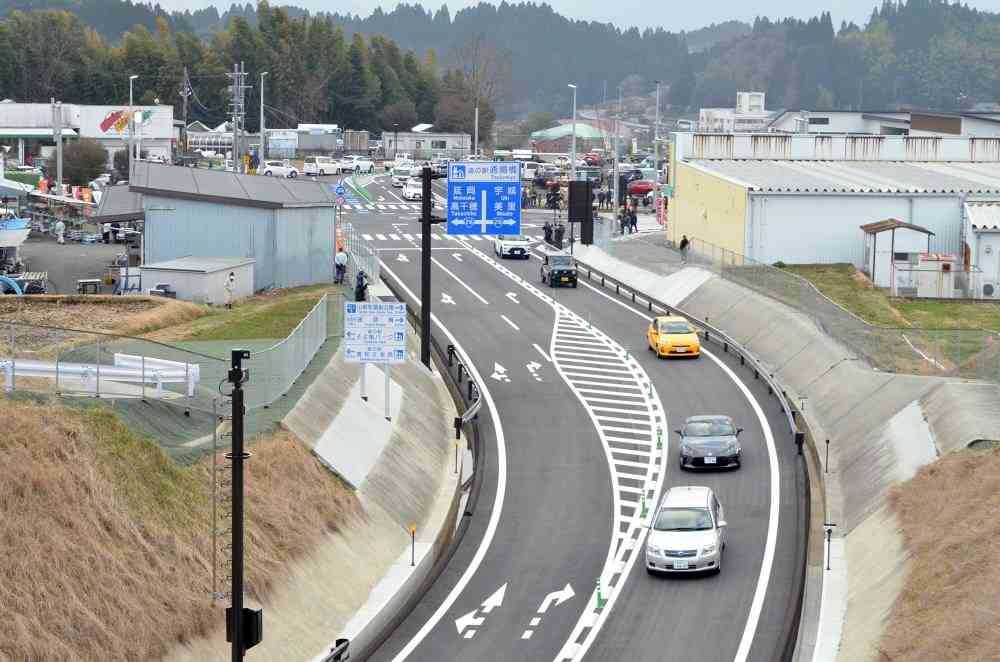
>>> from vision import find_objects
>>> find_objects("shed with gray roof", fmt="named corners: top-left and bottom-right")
top-left (131, 162), bottom-right (336, 291)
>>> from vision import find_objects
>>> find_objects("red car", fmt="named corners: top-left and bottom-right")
top-left (583, 153), bottom-right (604, 166)
top-left (628, 180), bottom-right (655, 196)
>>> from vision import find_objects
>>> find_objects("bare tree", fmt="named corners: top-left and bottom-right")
top-left (453, 35), bottom-right (512, 108)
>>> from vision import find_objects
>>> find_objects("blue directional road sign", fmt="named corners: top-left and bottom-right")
top-left (335, 184), bottom-right (346, 196)
top-left (343, 302), bottom-right (407, 364)
top-left (446, 161), bottom-right (521, 235)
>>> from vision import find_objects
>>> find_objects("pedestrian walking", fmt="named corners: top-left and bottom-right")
top-left (102, 222), bottom-right (111, 244)
top-left (597, 189), bottom-right (606, 209)
top-left (54, 219), bottom-right (65, 245)
top-left (619, 206), bottom-right (627, 235)
top-left (629, 207), bottom-right (638, 234)
top-left (679, 234), bottom-right (690, 264)
top-left (334, 247), bottom-right (348, 284)
top-left (543, 221), bottom-right (553, 245)
top-left (224, 272), bottom-right (236, 309)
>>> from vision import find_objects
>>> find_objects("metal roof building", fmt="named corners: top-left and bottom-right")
top-left (131, 162), bottom-right (336, 291)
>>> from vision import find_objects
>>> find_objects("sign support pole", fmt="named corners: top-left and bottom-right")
top-left (384, 364), bottom-right (391, 421)
top-left (360, 362), bottom-right (367, 401)
top-left (420, 166), bottom-right (433, 369)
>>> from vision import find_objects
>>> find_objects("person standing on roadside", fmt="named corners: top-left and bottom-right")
top-left (679, 234), bottom-right (690, 264)
top-left (224, 271), bottom-right (236, 309)
top-left (54, 219), bottom-right (65, 245)
top-left (334, 247), bottom-right (348, 284)
top-left (629, 206), bottom-right (638, 234)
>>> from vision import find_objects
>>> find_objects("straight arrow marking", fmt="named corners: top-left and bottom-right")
top-left (481, 583), bottom-right (507, 613)
top-left (454, 609), bottom-right (484, 635)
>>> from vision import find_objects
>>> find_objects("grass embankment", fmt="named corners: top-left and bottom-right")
top-left (786, 264), bottom-right (1000, 330)
top-left (0, 398), bottom-right (359, 661)
top-left (148, 285), bottom-right (330, 343)
top-left (880, 446), bottom-right (1000, 661)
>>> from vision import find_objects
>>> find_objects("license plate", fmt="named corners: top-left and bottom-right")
top-left (561, 277), bottom-right (569, 282)
top-left (673, 560), bottom-right (689, 570)
top-left (674, 347), bottom-right (688, 353)
top-left (704, 456), bottom-right (717, 464)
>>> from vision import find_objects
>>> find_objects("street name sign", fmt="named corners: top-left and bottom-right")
top-left (446, 161), bottom-right (521, 235)
top-left (344, 301), bottom-right (407, 364)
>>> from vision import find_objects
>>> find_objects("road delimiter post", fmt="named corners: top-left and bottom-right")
top-left (420, 166), bottom-right (433, 368)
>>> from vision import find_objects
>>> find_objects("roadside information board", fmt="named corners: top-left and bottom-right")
top-left (344, 301), bottom-right (407, 364)
top-left (446, 161), bottom-right (521, 235)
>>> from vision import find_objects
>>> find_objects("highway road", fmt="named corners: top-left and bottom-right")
top-left (342, 173), bottom-right (806, 662)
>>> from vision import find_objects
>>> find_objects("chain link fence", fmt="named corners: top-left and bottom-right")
top-left (684, 237), bottom-right (1000, 382)
top-left (341, 221), bottom-right (380, 286)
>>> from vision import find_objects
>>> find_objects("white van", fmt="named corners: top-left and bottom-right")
top-left (391, 165), bottom-right (414, 187)
top-left (303, 156), bottom-right (339, 176)
top-left (522, 161), bottom-right (541, 181)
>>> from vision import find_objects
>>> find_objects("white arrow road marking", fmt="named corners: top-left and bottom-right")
top-left (490, 362), bottom-right (510, 382)
top-left (506, 292), bottom-right (520, 304)
top-left (441, 292), bottom-right (456, 305)
top-left (526, 360), bottom-right (543, 381)
top-left (453, 253), bottom-right (464, 262)
top-left (454, 609), bottom-right (484, 637)
top-left (481, 583), bottom-right (507, 613)
top-left (500, 314), bottom-right (520, 331)
top-left (538, 583), bottom-right (575, 614)
top-left (397, 253), bottom-right (409, 262)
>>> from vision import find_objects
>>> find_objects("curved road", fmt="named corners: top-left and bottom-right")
top-left (342, 174), bottom-right (806, 662)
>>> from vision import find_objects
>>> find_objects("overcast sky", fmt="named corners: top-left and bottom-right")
top-left (159, 0), bottom-right (1000, 31)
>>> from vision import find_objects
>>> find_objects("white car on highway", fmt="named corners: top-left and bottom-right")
top-left (303, 156), bottom-right (340, 176)
top-left (646, 486), bottom-right (726, 575)
top-left (341, 155), bottom-right (375, 174)
top-left (402, 177), bottom-right (422, 201)
top-left (260, 160), bottom-right (299, 178)
top-left (391, 165), bottom-right (415, 187)
top-left (494, 234), bottom-right (531, 259)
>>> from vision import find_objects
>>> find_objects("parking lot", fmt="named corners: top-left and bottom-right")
top-left (18, 233), bottom-right (124, 295)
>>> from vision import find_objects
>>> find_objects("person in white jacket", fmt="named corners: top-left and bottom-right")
top-left (224, 272), bottom-right (236, 309)
top-left (54, 219), bottom-right (65, 244)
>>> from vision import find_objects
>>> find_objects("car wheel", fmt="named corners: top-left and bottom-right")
top-left (319, 170), bottom-right (326, 176)
top-left (369, 167), bottom-right (374, 174)
top-left (713, 550), bottom-right (723, 575)
top-left (571, 281), bottom-right (577, 288)
top-left (264, 171), bottom-right (272, 176)
top-left (646, 567), bottom-right (657, 576)
top-left (289, 171), bottom-right (297, 178)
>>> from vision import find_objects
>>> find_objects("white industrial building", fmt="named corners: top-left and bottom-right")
top-left (140, 256), bottom-right (255, 305)
top-left (129, 162), bottom-right (337, 291)
top-left (698, 92), bottom-right (773, 133)
top-left (766, 109), bottom-right (1000, 137)
top-left (0, 101), bottom-right (174, 165)
top-left (383, 130), bottom-right (471, 160)
top-left (669, 132), bottom-right (1000, 299)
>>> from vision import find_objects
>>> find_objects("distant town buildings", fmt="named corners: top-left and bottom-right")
top-left (698, 92), bottom-right (771, 133)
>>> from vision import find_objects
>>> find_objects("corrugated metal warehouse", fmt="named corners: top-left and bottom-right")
top-left (668, 133), bottom-right (1000, 267)
top-left (130, 163), bottom-right (337, 291)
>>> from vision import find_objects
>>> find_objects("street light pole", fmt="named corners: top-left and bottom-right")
top-left (259, 71), bottom-right (268, 160)
top-left (128, 74), bottom-right (138, 179)
top-left (393, 123), bottom-right (399, 160)
top-left (568, 84), bottom-right (577, 183)
top-left (473, 103), bottom-right (479, 156)
top-left (653, 80), bottom-right (661, 227)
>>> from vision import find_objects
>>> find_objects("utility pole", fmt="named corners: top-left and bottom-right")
top-left (612, 85), bottom-right (622, 226)
top-left (259, 71), bottom-right (268, 160)
top-left (51, 99), bottom-right (63, 194)
top-left (473, 104), bottom-right (479, 156)
top-left (653, 80), bottom-right (661, 228)
top-left (128, 74), bottom-right (138, 179)
top-left (227, 63), bottom-right (248, 172)
top-left (180, 67), bottom-right (191, 157)
top-left (568, 84), bottom-right (577, 183)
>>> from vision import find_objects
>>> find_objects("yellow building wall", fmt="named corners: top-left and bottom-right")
top-left (669, 162), bottom-right (748, 255)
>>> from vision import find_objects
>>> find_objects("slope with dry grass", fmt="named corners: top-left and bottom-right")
top-left (0, 397), bottom-right (359, 661)
top-left (879, 446), bottom-right (1000, 661)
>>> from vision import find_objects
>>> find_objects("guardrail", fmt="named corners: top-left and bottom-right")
top-left (572, 256), bottom-right (810, 662)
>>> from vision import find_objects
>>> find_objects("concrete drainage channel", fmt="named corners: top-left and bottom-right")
top-left (342, 276), bottom-right (489, 661)
top-left (571, 256), bottom-right (820, 662)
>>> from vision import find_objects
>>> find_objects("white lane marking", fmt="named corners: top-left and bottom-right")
top-left (565, 276), bottom-right (781, 662)
top-left (430, 257), bottom-right (490, 305)
top-left (403, 233), bottom-right (414, 240)
top-left (490, 362), bottom-right (510, 382)
top-left (522, 630), bottom-right (534, 640)
top-left (453, 253), bottom-right (464, 262)
top-left (376, 233), bottom-right (388, 240)
top-left (441, 292), bottom-right (456, 305)
top-left (389, 233), bottom-right (401, 240)
top-left (362, 233), bottom-right (374, 241)
top-left (397, 253), bottom-right (409, 262)
top-left (501, 314), bottom-right (520, 331)
top-left (530, 617), bottom-right (541, 627)
top-left (533, 343), bottom-right (552, 362)
top-left (506, 292), bottom-right (520, 304)
top-left (526, 360), bottom-right (542, 381)
top-left (380, 262), bottom-right (508, 662)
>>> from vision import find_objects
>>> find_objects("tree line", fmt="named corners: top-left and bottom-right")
top-left (0, 1), bottom-right (497, 139)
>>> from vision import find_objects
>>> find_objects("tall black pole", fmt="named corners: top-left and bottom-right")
top-left (420, 166), bottom-right (432, 368)
top-left (228, 349), bottom-right (248, 662)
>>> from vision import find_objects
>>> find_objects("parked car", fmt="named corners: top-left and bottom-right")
top-left (540, 251), bottom-right (577, 288)
top-left (645, 486), bottom-right (726, 575)
top-left (341, 155), bottom-right (375, 174)
top-left (303, 156), bottom-right (339, 176)
top-left (402, 177), bottom-right (422, 201)
top-left (676, 415), bottom-right (743, 470)
top-left (260, 160), bottom-right (299, 178)
top-left (494, 234), bottom-right (531, 259)
top-left (647, 315), bottom-right (700, 358)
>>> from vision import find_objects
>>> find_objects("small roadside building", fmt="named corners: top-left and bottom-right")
top-left (140, 256), bottom-right (255, 304)
top-left (383, 130), bottom-right (471, 160)
top-left (130, 162), bottom-right (336, 291)
top-left (860, 219), bottom-right (934, 288)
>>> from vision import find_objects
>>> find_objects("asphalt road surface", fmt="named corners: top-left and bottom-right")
top-left (350, 173), bottom-right (805, 662)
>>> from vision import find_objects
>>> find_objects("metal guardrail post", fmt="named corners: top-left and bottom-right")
top-left (95, 334), bottom-right (102, 397)
top-left (8, 320), bottom-right (15, 391)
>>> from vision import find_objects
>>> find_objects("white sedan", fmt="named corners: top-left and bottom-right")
top-left (401, 177), bottom-right (423, 201)
top-left (494, 234), bottom-right (532, 259)
top-left (260, 160), bottom-right (299, 178)
top-left (341, 155), bottom-right (375, 174)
